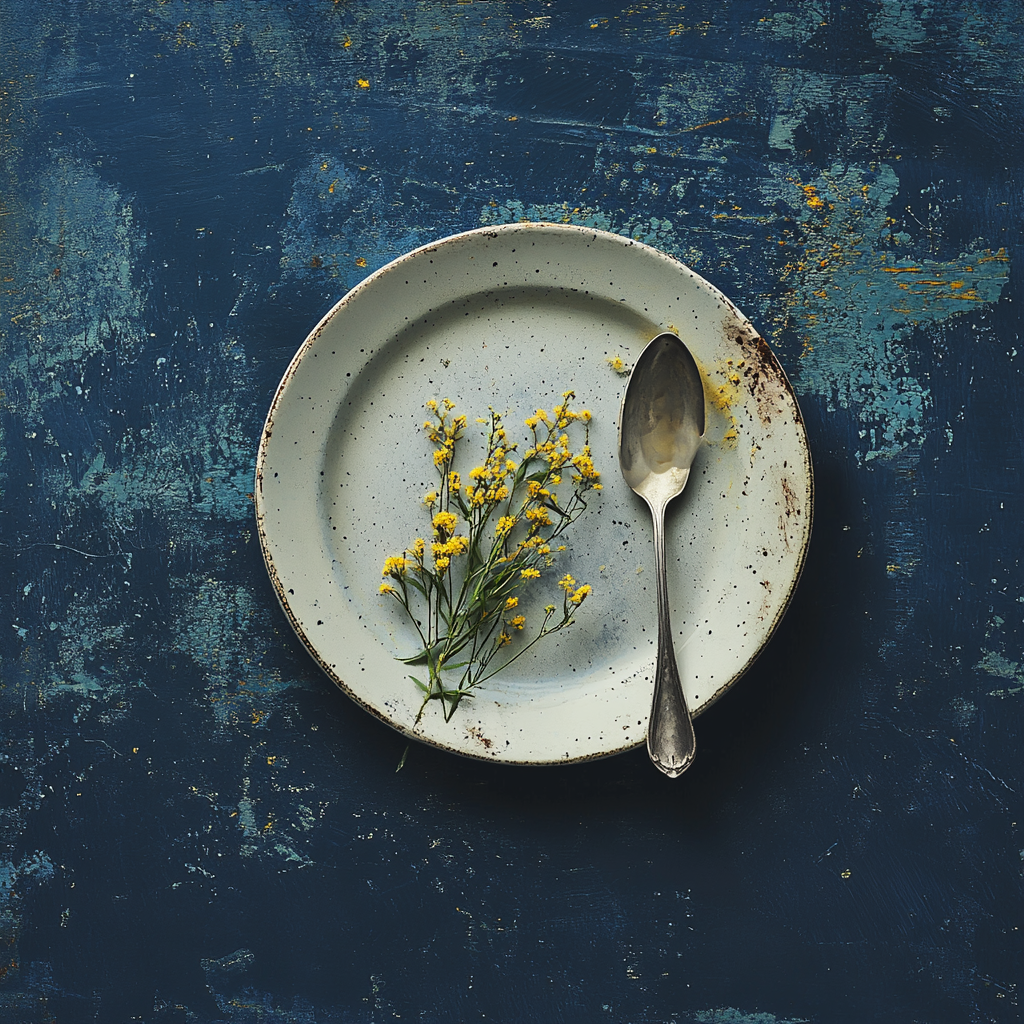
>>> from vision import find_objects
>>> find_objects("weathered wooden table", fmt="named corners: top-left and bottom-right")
top-left (1, 2), bottom-right (1020, 1021)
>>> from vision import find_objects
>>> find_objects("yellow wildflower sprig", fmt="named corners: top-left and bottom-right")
top-left (380, 393), bottom-right (600, 722)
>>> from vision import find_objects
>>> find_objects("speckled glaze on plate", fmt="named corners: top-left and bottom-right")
top-left (255, 223), bottom-right (812, 765)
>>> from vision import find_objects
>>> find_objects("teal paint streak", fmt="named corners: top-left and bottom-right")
top-left (977, 649), bottom-right (1024, 697)
top-left (480, 198), bottom-right (681, 253)
top-left (3, 153), bottom-right (254, 526)
top-left (0, 850), bottom-right (54, 896)
top-left (869, 0), bottom-right (929, 52)
top-left (280, 154), bottom-right (462, 285)
top-left (690, 1010), bottom-right (809, 1024)
top-left (172, 577), bottom-right (297, 726)
top-left (759, 69), bottom-right (890, 156)
top-left (762, 161), bottom-right (1010, 461)
top-left (4, 155), bottom-right (148, 420)
top-left (0, 851), bottom-right (55, 953)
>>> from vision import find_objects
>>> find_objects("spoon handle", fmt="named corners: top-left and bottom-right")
top-left (648, 500), bottom-right (696, 777)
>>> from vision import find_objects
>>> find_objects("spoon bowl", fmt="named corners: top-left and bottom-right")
top-left (618, 332), bottom-right (706, 777)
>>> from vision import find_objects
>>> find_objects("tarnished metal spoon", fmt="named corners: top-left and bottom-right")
top-left (618, 332), bottom-right (706, 777)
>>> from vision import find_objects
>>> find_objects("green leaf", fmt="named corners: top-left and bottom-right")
top-left (399, 650), bottom-right (430, 665)
top-left (409, 675), bottom-right (429, 692)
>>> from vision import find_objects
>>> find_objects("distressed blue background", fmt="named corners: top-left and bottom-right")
top-left (1, 1), bottom-right (1021, 1021)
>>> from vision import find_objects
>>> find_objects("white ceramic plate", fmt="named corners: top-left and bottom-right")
top-left (256, 223), bottom-right (812, 765)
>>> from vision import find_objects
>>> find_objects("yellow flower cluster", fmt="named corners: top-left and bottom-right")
top-left (431, 534), bottom-right (469, 573)
top-left (558, 573), bottom-right (592, 606)
top-left (379, 393), bottom-right (599, 723)
top-left (524, 506), bottom-right (553, 529)
top-left (432, 510), bottom-right (459, 536)
top-left (382, 555), bottom-right (408, 578)
top-left (464, 428), bottom-right (516, 509)
top-left (522, 394), bottom-right (600, 493)
top-left (424, 398), bottom-right (466, 471)
top-left (496, 515), bottom-right (516, 536)
top-left (571, 446), bottom-right (600, 487)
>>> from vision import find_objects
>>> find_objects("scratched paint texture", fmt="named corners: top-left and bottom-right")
top-left (0, 1), bottom-right (1021, 1021)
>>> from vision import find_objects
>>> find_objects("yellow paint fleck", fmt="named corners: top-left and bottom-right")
top-left (507, 115), bottom-right (518, 121)
top-left (698, 357), bottom-right (744, 447)
top-left (708, 376), bottom-right (741, 415)
top-left (682, 115), bottom-right (731, 133)
top-left (799, 183), bottom-right (825, 209)
top-left (886, 563), bottom-right (900, 573)
top-left (356, 78), bottom-right (370, 89)
top-left (355, 257), bottom-right (367, 268)
top-left (841, 869), bottom-right (852, 879)
top-left (132, 747), bottom-right (139, 754)
top-left (978, 248), bottom-right (1009, 263)
top-left (267, 755), bottom-right (276, 765)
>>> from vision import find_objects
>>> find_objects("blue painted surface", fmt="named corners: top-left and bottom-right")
top-left (0, 2), bottom-right (1021, 1021)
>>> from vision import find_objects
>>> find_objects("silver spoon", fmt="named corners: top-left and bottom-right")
top-left (618, 332), bottom-right (706, 777)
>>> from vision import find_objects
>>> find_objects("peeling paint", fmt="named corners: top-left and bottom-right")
top-left (977, 649), bottom-right (1024, 697)
top-left (764, 162), bottom-right (1010, 461)
top-left (690, 1010), bottom-right (810, 1024)
top-left (173, 577), bottom-right (294, 726)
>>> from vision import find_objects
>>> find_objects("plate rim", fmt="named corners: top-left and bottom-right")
top-left (255, 221), bottom-right (814, 765)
